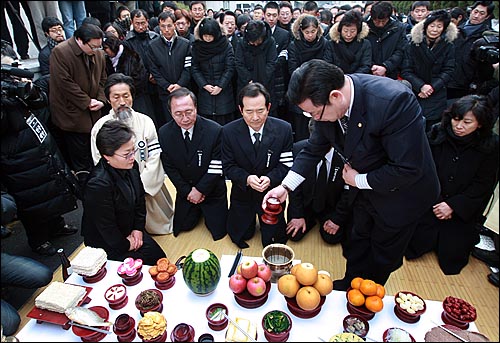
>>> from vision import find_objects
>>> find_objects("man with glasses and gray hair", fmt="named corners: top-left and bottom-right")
top-left (49, 23), bottom-right (106, 185)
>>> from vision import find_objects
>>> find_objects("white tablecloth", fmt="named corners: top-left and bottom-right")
top-left (17, 255), bottom-right (478, 342)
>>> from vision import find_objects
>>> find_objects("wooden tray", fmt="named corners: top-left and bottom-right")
top-left (26, 285), bottom-right (93, 330)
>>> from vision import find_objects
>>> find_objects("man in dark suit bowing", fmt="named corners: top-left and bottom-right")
top-left (222, 82), bottom-right (293, 249)
top-left (158, 87), bottom-right (227, 240)
top-left (263, 59), bottom-right (440, 289)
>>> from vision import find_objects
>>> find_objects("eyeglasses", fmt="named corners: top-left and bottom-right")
top-left (87, 42), bottom-right (103, 51)
top-left (114, 148), bottom-right (137, 160)
top-left (49, 27), bottom-right (64, 34)
top-left (303, 103), bottom-right (326, 120)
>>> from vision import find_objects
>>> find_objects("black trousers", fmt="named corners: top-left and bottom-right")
top-left (342, 193), bottom-right (417, 286)
top-left (19, 214), bottom-right (65, 249)
top-left (59, 130), bottom-right (93, 173)
top-left (1, 1), bottom-right (30, 57)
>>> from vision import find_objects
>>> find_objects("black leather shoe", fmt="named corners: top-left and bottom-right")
top-left (472, 247), bottom-right (499, 267)
top-left (488, 272), bottom-right (499, 287)
top-left (33, 241), bottom-right (57, 256)
top-left (51, 224), bottom-right (78, 237)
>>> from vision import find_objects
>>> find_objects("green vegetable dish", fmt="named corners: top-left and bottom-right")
top-left (263, 311), bottom-right (290, 333)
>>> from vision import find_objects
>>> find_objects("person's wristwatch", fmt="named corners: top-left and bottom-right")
top-left (281, 183), bottom-right (292, 193)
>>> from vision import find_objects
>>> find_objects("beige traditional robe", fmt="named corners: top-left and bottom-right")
top-left (91, 109), bottom-right (174, 234)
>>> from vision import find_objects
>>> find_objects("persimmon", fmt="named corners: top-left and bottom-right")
top-left (350, 277), bottom-right (364, 290)
top-left (347, 289), bottom-right (365, 307)
top-left (375, 284), bottom-right (385, 299)
top-left (365, 295), bottom-right (384, 312)
top-left (359, 279), bottom-right (377, 296)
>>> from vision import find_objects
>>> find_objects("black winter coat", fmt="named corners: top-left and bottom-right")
top-left (401, 21), bottom-right (457, 123)
top-left (191, 35), bottom-right (236, 117)
top-left (0, 88), bottom-right (78, 220)
top-left (366, 17), bottom-right (408, 79)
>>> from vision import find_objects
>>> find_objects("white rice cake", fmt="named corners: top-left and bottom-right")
top-left (70, 246), bottom-right (107, 276)
top-left (35, 281), bottom-right (87, 313)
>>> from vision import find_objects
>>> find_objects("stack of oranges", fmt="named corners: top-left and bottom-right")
top-left (347, 277), bottom-right (385, 313)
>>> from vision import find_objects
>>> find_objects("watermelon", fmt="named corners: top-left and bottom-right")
top-left (182, 248), bottom-right (221, 296)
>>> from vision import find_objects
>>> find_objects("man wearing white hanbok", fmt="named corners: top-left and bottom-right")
top-left (91, 73), bottom-right (174, 234)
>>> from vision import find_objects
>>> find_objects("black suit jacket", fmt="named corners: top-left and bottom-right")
top-left (287, 140), bottom-right (350, 226)
top-left (272, 25), bottom-right (291, 53)
top-left (291, 74), bottom-right (440, 227)
top-left (158, 116), bottom-right (226, 199)
top-left (222, 117), bottom-right (293, 244)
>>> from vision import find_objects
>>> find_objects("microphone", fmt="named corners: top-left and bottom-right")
top-left (1, 64), bottom-right (35, 79)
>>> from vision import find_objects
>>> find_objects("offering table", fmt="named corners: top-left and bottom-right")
top-left (17, 255), bottom-right (479, 342)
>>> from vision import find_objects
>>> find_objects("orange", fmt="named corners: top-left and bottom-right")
top-left (296, 286), bottom-right (321, 311)
top-left (375, 284), bottom-right (385, 299)
top-left (277, 274), bottom-right (300, 298)
top-left (347, 289), bottom-right (365, 307)
top-left (365, 295), bottom-right (384, 312)
top-left (294, 263), bottom-right (318, 286)
top-left (359, 279), bottom-right (377, 296)
top-left (350, 277), bottom-right (364, 290)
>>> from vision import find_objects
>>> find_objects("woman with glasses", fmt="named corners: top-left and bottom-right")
top-left (82, 120), bottom-right (167, 265)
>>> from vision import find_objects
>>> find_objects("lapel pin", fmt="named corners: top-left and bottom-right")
top-left (358, 123), bottom-right (362, 128)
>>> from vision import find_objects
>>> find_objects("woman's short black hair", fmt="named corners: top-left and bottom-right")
top-left (441, 94), bottom-right (495, 138)
top-left (245, 20), bottom-right (267, 43)
top-left (198, 17), bottom-right (222, 40)
top-left (338, 10), bottom-right (363, 33)
top-left (370, 1), bottom-right (393, 20)
top-left (96, 120), bottom-right (135, 157)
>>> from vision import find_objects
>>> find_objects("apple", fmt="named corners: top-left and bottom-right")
top-left (246, 276), bottom-right (266, 297)
top-left (257, 263), bottom-right (272, 283)
top-left (229, 274), bottom-right (247, 294)
top-left (240, 260), bottom-right (258, 279)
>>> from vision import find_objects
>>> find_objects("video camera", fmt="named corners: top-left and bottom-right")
top-left (474, 34), bottom-right (499, 65)
top-left (1, 64), bottom-right (35, 99)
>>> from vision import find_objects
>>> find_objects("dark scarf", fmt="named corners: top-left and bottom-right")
top-left (105, 161), bottom-right (140, 207)
top-left (462, 21), bottom-right (487, 37)
top-left (332, 39), bottom-right (362, 73)
top-left (446, 125), bottom-right (479, 150)
top-left (192, 35), bottom-right (229, 63)
top-left (293, 34), bottom-right (326, 64)
top-left (134, 30), bottom-right (149, 39)
top-left (47, 37), bottom-right (58, 50)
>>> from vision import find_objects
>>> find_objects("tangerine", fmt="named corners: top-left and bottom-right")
top-left (359, 279), bottom-right (377, 296)
top-left (365, 295), bottom-right (384, 312)
top-left (347, 289), bottom-right (365, 307)
top-left (350, 277), bottom-right (364, 290)
top-left (375, 284), bottom-right (385, 299)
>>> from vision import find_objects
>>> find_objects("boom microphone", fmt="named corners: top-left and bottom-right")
top-left (1, 64), bottom-right (34, 79)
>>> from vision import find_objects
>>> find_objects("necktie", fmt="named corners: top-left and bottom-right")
top-left (253, 132), bottom-right (261, 152)
top-left (184, 131), bottom-right (191, 149)
top-left (339, 116), bottom-right (349, 134)
top-left (313, 157), bottom-right (328, 213)
top-left (166, 40), bottom-right (172, 48)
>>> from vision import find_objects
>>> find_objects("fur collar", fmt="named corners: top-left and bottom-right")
top-left (410, 21), bottom-right (458, 44)
top-left (328, 22), bottom-right (369, 43)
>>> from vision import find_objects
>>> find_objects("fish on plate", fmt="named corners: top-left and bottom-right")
top-left (65, 307), bottom-right (112, 327)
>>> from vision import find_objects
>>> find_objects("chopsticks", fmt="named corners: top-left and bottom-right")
top-left (70, 321), bottom-right (111, 334)
top-left (221, 312), bottom-right (256, 342)
top-left (228, 249), bottom-right (242, 277)
top-left (431, 321), bottom-right (468, 342)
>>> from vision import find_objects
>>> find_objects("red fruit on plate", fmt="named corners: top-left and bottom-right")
top-left (246, 276), bottom-right (266, 297)
top-left (257, 264), bottom-right (272, 283)
top-left (229, 274), bottom-right (247, 294)
top-left (240, 260), bottom-right (258, 279)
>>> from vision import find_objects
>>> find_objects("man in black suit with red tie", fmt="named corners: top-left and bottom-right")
top-left (263, 59), bottom-right (440, 289)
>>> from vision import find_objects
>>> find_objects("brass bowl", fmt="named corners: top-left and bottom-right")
top-left (262, 244), bottom-right (294, 283)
